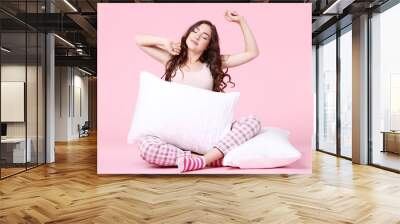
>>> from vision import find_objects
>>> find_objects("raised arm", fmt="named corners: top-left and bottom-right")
top-left (222, 10), bottom-right (259, 69)
top-left (135, 35), bottom-right (181, 65)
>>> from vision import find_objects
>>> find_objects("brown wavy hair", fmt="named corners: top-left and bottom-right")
top-left (161, 20), bottom-right (235, 92)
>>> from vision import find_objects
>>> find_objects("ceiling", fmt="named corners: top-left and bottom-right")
top-left (0, 0), bottom-right (391, 75)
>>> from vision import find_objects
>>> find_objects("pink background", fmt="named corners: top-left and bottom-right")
top-left (97, 3), bottom-right (313, 174)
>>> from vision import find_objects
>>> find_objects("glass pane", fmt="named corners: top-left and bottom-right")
top-left (0, 1), bottom-right (46, 178)
top-left (27, 31), bottom-right (38, 169)
top-left (26, 0), bottom-right (39, 170)
top-left (1, 31), bottom-right (27, 177)
top-left (38, 32), bottom-right (45, 165)
top-left (390, 75), bottom-right (400, 130)
top-left (318, 36), bottom-right (337, 154)
top-left (371, 4), bottom-right (400, 171)
top-left (313, 45), bottom-right (317, 150)
top-left (340, 28), bottom-right (352, 158)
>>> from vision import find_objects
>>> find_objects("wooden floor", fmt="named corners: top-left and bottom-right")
top-left (1, 163), bottom-right (45, 178)
top-left (1, 134), bottom-right (400, 223)
top-left (0, 167), bottom-right (26, 178)
top-left (372, 150), bottom-right (400, 171)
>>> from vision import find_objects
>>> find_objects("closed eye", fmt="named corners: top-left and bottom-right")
top-left (193, 27), bottom-right (210, 40)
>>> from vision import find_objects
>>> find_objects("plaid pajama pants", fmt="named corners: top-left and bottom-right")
top-left (138, 115), bottom-right (262, 167)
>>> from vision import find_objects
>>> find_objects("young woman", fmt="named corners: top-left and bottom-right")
top-left (135, 10), bottom-right (261, 172)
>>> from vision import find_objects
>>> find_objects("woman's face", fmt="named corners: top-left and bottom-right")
top-left (186, 23), bottom-right (212, 53)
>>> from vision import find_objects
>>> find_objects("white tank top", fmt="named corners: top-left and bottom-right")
top-left (171, 63), bottom-right (214, 91)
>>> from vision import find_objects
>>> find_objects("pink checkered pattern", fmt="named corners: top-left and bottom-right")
top-left (138, 135), bottom-right (192, 166)
top-left (214, 115), bottom-right (262, 155)
top-left (138, 115), bottom-right (262, 167)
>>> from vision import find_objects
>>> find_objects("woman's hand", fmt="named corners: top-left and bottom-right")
top-left (224, 10), bottom-right (243, 23)
top-left (162, 40), bottom-right (181, 56)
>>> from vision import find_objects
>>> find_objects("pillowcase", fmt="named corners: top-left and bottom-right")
top-left (223, 127), bottom-right (301, 168)
top-left (128, 71), bottom-right (240, 154)
top-left (262, 126), bottom-right (290, 139)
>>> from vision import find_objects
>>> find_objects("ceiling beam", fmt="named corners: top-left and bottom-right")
top-left (55, 55), bottom-right (96, 71)
top-left (67, 13), bottom-right (97, 45)
top-left (322, 0), bottom-right (356, 14)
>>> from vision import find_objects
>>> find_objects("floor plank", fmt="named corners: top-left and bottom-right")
top-left (1, 134), bottom-right (400, 223)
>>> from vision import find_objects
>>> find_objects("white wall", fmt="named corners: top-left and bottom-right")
top-left (71, 72), bottom-right (89, 139)
top-left (1, 64), bottom-right (46, 163)
top-left (1, 65), bottom-right (41, 137)
top-left (55, 67), bottom-right (89, 141)
top-left (55, 66), bottom-right (70, 141)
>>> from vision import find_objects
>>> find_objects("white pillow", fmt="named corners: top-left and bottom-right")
top-left (223, 127), bottom-right (301, 168)
top-left (262, 126), bottom-right (290, 139)
top-left (128, 71), bottom-right (240, 154)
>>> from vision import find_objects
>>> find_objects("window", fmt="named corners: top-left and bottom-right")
top-left (370, 2), bottom-right (400, 171)
top-left (339, 27), bottom-right (352, 158)
top-left (317, 35), bottom-right (337, 154)
top-left (0, 1), bottom-right (47, 179)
